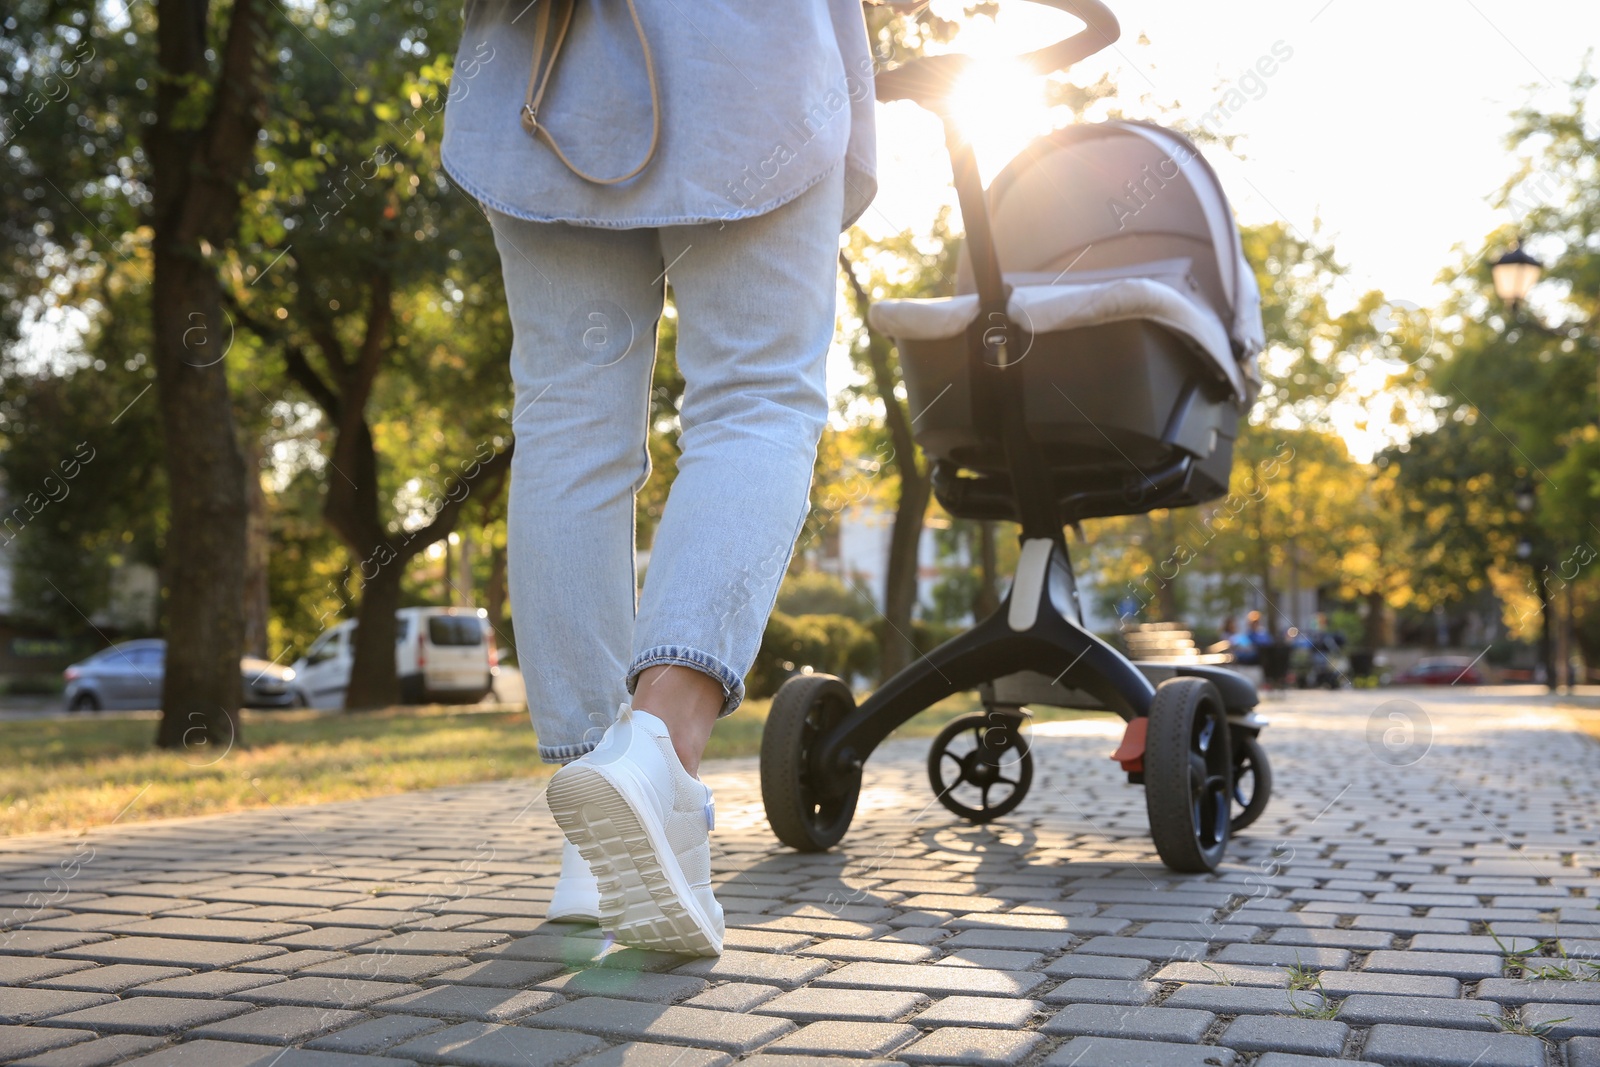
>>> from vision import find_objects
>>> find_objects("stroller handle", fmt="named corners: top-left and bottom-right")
top-left (875, 0), bottom-right (1121, 110)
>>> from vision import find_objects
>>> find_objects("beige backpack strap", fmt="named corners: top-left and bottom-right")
top-left (520, 0), bottom-right (660, 185)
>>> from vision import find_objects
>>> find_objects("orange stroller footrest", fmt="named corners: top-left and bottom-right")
top-left (1110, 716), bottom-right (1147, 773)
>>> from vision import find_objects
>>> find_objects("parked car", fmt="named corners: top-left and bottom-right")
top-left (290, 607), bottom-right (497, 710)
top-left (1390, 657), bottom-right (1484, 686)
top-left (62, 639), bottom-right (297, 711)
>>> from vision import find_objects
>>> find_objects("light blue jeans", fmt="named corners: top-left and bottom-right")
top-left (492, 168), bottom-right (845, 764)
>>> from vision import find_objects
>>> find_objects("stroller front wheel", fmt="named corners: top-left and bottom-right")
top-left (1229, 731), bottom-right (1272, 833)
top-left (926, 711), bottom-right (1033, 824)
top-left (760, 674), bottom-right (861, 852)
top-left (1144, 677), bottom-right (1232, 873)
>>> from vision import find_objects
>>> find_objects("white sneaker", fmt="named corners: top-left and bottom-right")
top-left (546, 704), bottom-right (723, 956)
top-left (545, 840), bottom-right (600, 923)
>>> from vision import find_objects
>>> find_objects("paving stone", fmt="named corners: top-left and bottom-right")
top-left (233, 950), bottom-right (349, 973)
top-left (669, 950), bottom-right (828, 989)
top-left (897, 1026), bottom-right (1042, 1065)
top-left (1041, 1003), bottom-right (1215, 1042)
top-left (1163, 983), bottom-right (1320, 1014)
top-left (1314, 970), bottom-right (1461, 997)
top-left (26, 961), bottom-right (183, 994)
top-left (1569, 1036), bottom-right (1600, 1067)
top-left (1044, 1036), bottom-right (1236, 1066)
top-left (719, 928), bottom-right (811, 954)
top-left (754, 986), bottom-right (931, 1022)
top-left (1042, 978), bottom-right (1159, 1005)
top-left (534, 969), bottom-right (705, 1004)
top-left (1362, 950), bottom-right (1504, 980)
top-left (426, 960), bottom-right (565, 988)
top-left (1522, 1002), bottom-right (1600, 1038)
top-left (390, 1017), bottom-right (608, 1062)
top-left (1222, 1013), bottom-right (1348, 1056)
top-left (130, 971), bottom-right (284, 997)
top-left (114, 1037), bottom-right (415, 1065)
top-left (1476, 978), bottom-right (1600, 1004)
top-left (0, 1026), bottom-right (95, 1061)
top-left (934, 947), bottom-right (1043, 970)
top-left (912, 995), bottom-right (1040, 1029)
top-left (1075, 936), bottom-right (1209, 960)
top-left (570, 1043), bottom-right (732, 1067)
top-left (1214, 944), bottom-right (1350, 969)
top-left (812, 961), bottom-right (1044, 996)
top-left (0, 931), bottom-right (112, 955)
top-left (111, 918), bottom-right (312, 942)
top-left (11, 1035), bottom-right (166, 1067)
top-left (0, 957), bottom-right (95, 985)
top-left (44, 995), bottom-right (253, 1034)
top-left (795, 938), bottom-right (935, 963)
top-left (370, 984), bottom-right (560, 1021)
top-left (523, 995), bottom-right (795, 1053)
top-left (231, 976), bottom-right (422, 1008)
top-left (1152, 962), bottom-right (1289, 986)
top-left (1336, 993), bottom-right (1504, 1030)
top-left (679, 983), bottom-right (781, 1012)
top-left (1361, 1022), bottom-right (1544, 1067)
top-left (761, 1020), bottom-right (919, 1057)
top-left (1268, 927), bottom-right (1395, 949)
top-left (269, 927), bottom-right (388, 951)
top-left (191, 1004), bottom-right (367, 1043)
top-left (300, 954), bottom-right (466, 982)
top-left (303, 1013), bottom-right (447, 1053)
top-left (0, 988), bottom-right (117, 1024)
top-left (356, 931), bottom-right (507, 955)
top-left (1042, 954), bottom-right (1151, 980)
top-left (56, 936), bottom-right (285, 970)
top-left (941, 929), bottom-right (1076, 952)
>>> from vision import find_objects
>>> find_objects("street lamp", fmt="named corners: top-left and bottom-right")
top-left (1491, 244), bottom-right (1543, 312)
top-left (1510, 476), bottom-right (1553, 692)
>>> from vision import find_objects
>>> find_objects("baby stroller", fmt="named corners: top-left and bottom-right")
top-left (759, 0), bottom-right (1270, 872)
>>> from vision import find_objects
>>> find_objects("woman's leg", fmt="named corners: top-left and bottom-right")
top-left (490, 211), bottom-right (665, 764)
top-left (627, 168), bottom-right (848, 771)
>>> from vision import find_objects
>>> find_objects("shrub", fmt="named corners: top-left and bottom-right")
top-left (747, 611), bottom-right (877, 699)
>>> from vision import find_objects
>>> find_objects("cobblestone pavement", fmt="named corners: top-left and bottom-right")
top-left (2, 689), bottom-right (1599, 1067)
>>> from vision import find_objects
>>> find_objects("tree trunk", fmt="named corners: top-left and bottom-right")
top-left (241, 433), bottom-right (271, 658)
top-left (147, 0), bottom-right (270, 750)
top-left (150, 253), bottom-right (248, 749)
top-left (840, 253), bottom-right (931, 680)
top-left (975, 521), bottom-right (1000, 618)
top-left (881, 473), bottom-right (932, 677)
top-left (346, 557), bottom-right (403, 710)
top-left (1362, 589), bottom-right (1387, 648)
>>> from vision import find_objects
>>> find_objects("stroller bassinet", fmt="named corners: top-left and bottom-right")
top-left (871, 121), bottom-right (1264, 523)
top-left (758, 0), bottom-right (1272, 873)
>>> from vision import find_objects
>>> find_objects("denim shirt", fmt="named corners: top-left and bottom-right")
top-left (442, 0), bottom-right (878, 230)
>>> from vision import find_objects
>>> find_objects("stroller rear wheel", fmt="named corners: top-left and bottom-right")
top-left (1145, 677), bottom-right (1232, 873)
top-left (760, 674), bottom-right (861, 852)
top-left (926, 711), bottom-right (1033, 824)
top-left (1229, 731), bottom-right (1271, 832)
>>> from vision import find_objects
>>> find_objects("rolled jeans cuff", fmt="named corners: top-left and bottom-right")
top-left (537, 739), bottom-right (599, 765)
top-left (627, 645), bottom-right (745, 718)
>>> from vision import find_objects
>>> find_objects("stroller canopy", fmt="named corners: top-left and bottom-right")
top-left (872, 121), bottom-right (1264, 408)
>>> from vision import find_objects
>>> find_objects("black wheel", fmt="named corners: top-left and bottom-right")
top-left (69, 692), bottom-right (100, 712)
top-left (926, 712), bottom-right (1032, 824)
top-left (1229, 731), bottom-right (1272, 833)
top-left (1145, 677), bottom-right (1232, 872)
top-left (760, 674), bottom-right (861, 852)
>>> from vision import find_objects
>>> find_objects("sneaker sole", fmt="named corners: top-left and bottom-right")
top-left (547, 762), bottom-right (722, 956)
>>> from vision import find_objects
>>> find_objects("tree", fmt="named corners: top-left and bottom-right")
top-left (2, 0), bottom-right (273, 747)
top-left (225, 0), bottom-right (513, 707)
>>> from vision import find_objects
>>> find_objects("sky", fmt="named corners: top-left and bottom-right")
top-left (868, 0), bottom-right (1600, 306)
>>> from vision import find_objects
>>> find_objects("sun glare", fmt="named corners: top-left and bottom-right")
top-left (947, 59), bottom-right (1055, 182)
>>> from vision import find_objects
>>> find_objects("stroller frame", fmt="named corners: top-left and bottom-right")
top-left (759, 0), bottom-right (1268, 873)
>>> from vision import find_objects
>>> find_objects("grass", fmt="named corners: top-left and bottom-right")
top-left (0, 691), bottom-right (1109, 837)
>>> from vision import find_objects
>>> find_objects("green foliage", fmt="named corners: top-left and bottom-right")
top-left (747, 612), bottom-right (878, 700)
top-left (775, 570), bottom-right (876, 622)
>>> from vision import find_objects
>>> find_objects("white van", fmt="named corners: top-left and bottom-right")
top-left (291, 607), bottom-right (497, 709)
